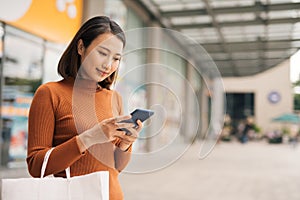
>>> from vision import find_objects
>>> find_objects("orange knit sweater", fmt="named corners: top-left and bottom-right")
top-left (27, 77), bottom-right (131, 200)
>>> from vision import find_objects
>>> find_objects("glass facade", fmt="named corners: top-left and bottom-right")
top-left (0, 24), bottom-right (63, 167)
top-left (105, 0), bottom-right (204, 152)
top-left (226, 92), bottom-right (255, 132)
top-left (1, 26), bottom-right (43, 166)
top-left (0, 0), bottom-right (206, 168)
top-left (116, 8), bottom-right (149, 151)
top-left (43, 42), bottom-right (65, 83)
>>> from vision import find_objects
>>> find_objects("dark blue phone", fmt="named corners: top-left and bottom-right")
top-left (117, 108), bottom-right (154, 135)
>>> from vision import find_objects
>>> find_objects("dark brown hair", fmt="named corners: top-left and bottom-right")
top-left (57, 16), bottom-right (126, 89)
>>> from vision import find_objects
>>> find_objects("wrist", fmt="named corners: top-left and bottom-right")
top-left (76, 135), bottom-right (86, 153)
top-left (77, 133), bottom-right (93, 152)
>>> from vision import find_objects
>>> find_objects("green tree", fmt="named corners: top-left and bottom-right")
top-left (295, 94), bottom-right (300, 111)
top-left (293, 80), bottom-right (300, 87)
top-left (294, 79), bottom-right (300, 111)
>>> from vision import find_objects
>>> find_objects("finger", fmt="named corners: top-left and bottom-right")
top-left (116, 122), bottom-right (136, 129)
top-left (114, 132), bottom-right (132, 142)
top-left (123, 127), bottom-right (139, 138)
top-left (135, 120), bottom-right (143, 131)
top-left (115, 131), bottom-right (137, 143)
top-left (118, 134), bottom-right (137, 143)
top-left (114, 130), bottom-right (128, 138)
top-left (104, 115), bottom-right (131, 124)
top-left (113, 115), bottom-right (132, 123)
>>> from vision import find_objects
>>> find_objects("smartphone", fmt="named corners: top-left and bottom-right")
top-left (117, 108), bottom-right (154, 135)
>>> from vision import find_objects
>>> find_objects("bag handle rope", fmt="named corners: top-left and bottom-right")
top-left (40, 148), bottom-right (71, 179)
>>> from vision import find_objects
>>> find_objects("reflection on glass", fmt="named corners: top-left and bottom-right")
top-left (0, 24), bottom-right (3, 66)
top-left (43, 41), bottom-right (65, 83)
top-left (1, 26), bottom-right (43, 167)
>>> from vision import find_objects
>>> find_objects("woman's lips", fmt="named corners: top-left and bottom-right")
top-left (96, 68), bottom-right (109, 76)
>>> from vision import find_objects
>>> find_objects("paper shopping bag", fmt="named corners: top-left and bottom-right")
top-left (2, 171), bottom-right (109, 200)
top-left (1, 148), bottom-right (109, 200)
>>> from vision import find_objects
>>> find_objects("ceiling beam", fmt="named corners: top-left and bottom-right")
top-left (205, 47), bottom-right (298, 53)
top-left (162, 2), bottom-right (300, 17)
top-left (202, 0), bottom-right (239, 76)
top-left (212, 57), bottom-right (287, 62)
top-left (173, 17), bottom-right (300, 29)
top-left (131, 0), bottom-right (297, 77)
top-left (197, 38), bottom-right (300, 46)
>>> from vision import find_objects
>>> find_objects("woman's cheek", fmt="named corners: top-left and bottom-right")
top-left (110, 64), bottom-right (118, 72)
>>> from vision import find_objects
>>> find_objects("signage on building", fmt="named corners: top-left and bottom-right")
top-left (0, 0), bottom-right (82, 43)
top-left (268, 91), bottom-right (281, 104)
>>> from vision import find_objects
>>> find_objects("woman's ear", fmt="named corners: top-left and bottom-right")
top-left (77, 39), bottom-right (85, 55)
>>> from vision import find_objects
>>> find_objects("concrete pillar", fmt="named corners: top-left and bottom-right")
top-left (82, 0), bottom-right (105, 23)
top-left (211, 78), bottom-right (224, 138)
top-left (200, 78), bottom-right (209, 139)
top-left (183, 61), bottom-right (201, 142)
top-left (144, 24), bottom-right (161, 152)
top-left (0, 22), bottom-right (4, 166)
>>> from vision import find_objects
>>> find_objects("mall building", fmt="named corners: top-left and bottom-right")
top-left (0, 0), bottom-right (295, 167)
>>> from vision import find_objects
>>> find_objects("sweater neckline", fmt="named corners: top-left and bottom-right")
top-left (65, 77), bottom-right (102, 92)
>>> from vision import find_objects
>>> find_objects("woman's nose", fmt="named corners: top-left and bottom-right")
top-left (102, 58), bottom-right (113, 70)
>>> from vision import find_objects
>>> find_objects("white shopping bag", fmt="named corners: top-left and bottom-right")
top-left (1, 148), bottom-right (109, 200)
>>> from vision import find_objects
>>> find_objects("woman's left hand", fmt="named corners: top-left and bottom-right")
top-left (117, 120), bottom-right (143, 151)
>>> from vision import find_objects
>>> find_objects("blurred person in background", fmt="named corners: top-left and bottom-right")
top-left (290, 124), bottom-right (299, 148)
top-left (239, 117), bottom-right (254, 143)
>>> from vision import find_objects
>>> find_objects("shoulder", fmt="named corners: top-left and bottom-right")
top-left (35, 79), bottom-right (68, 93)
top-left (33, 80), bottom-right (67, 100)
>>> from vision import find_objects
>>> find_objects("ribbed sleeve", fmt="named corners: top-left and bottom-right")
top-left (27, 84), bottom-right (83, 177)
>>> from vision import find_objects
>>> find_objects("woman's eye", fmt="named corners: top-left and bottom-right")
top-left (98, 51), bottom-right (107, 56)
top-left (114, 57), bottom-right (120, 61)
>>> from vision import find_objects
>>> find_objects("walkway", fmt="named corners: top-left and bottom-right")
top-left (119, 141), bottom-right (300, 200)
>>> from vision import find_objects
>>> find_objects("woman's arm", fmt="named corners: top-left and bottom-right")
top-left (26, 85), bottom-right (84, 177)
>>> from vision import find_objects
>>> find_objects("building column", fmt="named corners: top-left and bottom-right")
top-left (82, 0), bottom-right (105, 23)
top-left (183, 61), bottom-right (201, 142)
top-left (0, 22), bottom-right (4, 166)
top-left (144, 23), bottom-right (161, 152)
top-left (200, 78), bottom-right (209, 139)
top-left (210, 78), bottom-right (224, 138)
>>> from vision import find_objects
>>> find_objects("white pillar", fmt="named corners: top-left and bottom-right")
top-left (82, 0), bottom-right (105, 23)
top-left (144, 24), bottom-right (161, 152)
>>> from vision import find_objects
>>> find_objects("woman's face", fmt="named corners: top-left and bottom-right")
top-left (78, 33), bottom-right (123, 82)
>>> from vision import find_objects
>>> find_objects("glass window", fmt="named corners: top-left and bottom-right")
top-left (43, 41), bottom-right (65, 83)
top-left (226, 92), bottom-right (255, 130)
top-left (115, 8), bottom-right (147, 113)
top-left (1, 25), bottom-right (44, 167)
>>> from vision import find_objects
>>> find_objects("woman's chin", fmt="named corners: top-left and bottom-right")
top-left (96, 76), bottom-right (106, 82)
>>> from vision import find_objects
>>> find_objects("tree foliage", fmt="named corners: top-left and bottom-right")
top-left (294, 79), bottom-right (300, 111)
top-left (295, 94), bottom-right (300, 111)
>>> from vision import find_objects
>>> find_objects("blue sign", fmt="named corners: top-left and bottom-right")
top-left (268, 91), bottom-right (281, 104)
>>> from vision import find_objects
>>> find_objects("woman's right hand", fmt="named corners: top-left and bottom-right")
top-left (76, 115), bottom-right (134, 152)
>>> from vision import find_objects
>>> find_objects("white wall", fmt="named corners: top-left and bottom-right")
top-left (223, 59), bottom-right (293, 132)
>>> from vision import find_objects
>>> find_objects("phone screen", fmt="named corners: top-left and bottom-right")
top-left (117, 109), bottom-right (154, 135)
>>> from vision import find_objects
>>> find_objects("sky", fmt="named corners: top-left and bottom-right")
top-left (290, 50), bottom-right (300, 83)
top-left (291, 50), bottom-right (300, 94)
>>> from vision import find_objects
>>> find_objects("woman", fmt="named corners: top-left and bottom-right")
top-left (27, 16), bottom-right (142, 200)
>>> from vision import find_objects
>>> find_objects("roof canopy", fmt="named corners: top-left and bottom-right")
top-left (131, 0), bottom-right (300, 77)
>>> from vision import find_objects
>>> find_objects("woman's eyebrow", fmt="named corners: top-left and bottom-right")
top-left (98, 46), bottom-right (122, 56)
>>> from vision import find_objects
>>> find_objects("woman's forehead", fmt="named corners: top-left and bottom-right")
top-left (92, 33), bottom-right (123, 53)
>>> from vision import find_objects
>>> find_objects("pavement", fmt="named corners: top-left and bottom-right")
top-left (1, 141), bottom-right (300, 200)
top-left (119, 141), bottom-right (300, 200)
